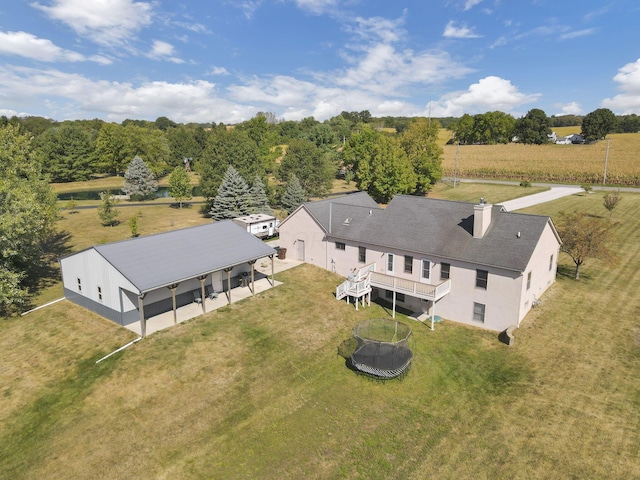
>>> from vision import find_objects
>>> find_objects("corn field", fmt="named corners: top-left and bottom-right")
top-left (441, 133), bottom-right (640, 186)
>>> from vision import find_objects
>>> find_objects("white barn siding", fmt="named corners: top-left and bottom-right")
top-left (61, 248), bottom-right (140, 324)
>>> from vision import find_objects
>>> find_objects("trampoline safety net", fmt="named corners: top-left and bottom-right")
top-left (350, 318), bottom-right (413, 379)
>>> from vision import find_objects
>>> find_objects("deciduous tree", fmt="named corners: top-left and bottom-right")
top-left (199, 129), bottom-right (262, 203)
top-left (398, 117), bottom-right (443, 194)
top-left (556, 211), bottom-right (617, 280)
top-left (603, 190), bottom-right (621, 219)
top-left (0, 125), bottom-right (58, 314)
top-left (514, 108), bottom-right (552, 145)
top-left (168, 166), bottom-right (193, 208)
top-left (98, 191), bottom-right (119, 226)
top-left (581, 108), bottom-right (617, 142)
top-left (277, 138), bottom-right (334, 197)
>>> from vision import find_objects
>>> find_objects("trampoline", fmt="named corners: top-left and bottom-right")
top-left (349, 318), bottom-right (413, 379)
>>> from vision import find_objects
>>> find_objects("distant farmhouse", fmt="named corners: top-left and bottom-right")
top-left (60, 221), bottom-right (276, 336)
top-left (555, 133), bottom-right (585, 144)
top-left (278, 193), bottom-right (561, 332)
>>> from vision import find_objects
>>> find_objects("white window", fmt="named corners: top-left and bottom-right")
top-left (335, 242), bottom-right (346, 250)
top-left (421, 259), bottom-right (431, 280)
top-left (473, 303), bottom-right (485, 323)
top-left (526, 271), bottom-right (532, 290)
top-left (387, 253), bottom-right (394, 273)
top-left (549, 254), bottom-right (554, 271)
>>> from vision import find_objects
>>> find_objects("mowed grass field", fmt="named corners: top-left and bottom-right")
top-left (441, 132), bottom-right (640, 186)
top-left (2, 185), bottom-right (640, 479)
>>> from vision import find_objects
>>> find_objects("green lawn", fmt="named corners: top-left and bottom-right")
top-left (1, 185), bottom-right (639, 479)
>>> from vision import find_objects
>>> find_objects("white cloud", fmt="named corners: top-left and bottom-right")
top-left (602, 58), bottom-right (640, 114)
top-left (347, 14), bottom-right (406, 44)
top-left (560, 28), bottom-right (597, 40)
top-left (554, 102), bottom-right (582, 115)
top-left (148, 40), bottom-right (184, 63)
top-left (332, 43), bottom-right (473, 95)
top-left (464, 0), bottom-right (483, 11)
top-left (428, 76), bottom-right (540, 117)
top-left (0, 108), bottom-right (19, 117)
top-left (443, 21), bottom-right (482, 39)
top-left (207, 66), bottom-right (230, 76)
top-left (0, 30), bottom-right (111, 64)
top-left (0, 65), bottom-right (256, 123)
top-left (32, 0), bottom-right (153, 46)
top-left (292, 0), bottom-right (339, 15)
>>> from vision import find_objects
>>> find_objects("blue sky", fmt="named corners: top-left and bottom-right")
top-left (1, 0), bottom-right (639, 124)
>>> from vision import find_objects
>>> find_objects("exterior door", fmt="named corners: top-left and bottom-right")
top-left (297, 240), bottom-right (305, 261)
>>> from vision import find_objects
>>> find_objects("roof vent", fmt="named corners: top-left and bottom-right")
top-left (369, 209), bottom-right (372, 216)
top-left (516, 231), bottom-right (521, 239)
top-left (343, 218), bottom-right (351, 225)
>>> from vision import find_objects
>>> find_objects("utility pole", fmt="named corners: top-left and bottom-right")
top-left (453, 141), bottom-right (460, 188)
top-left (603, 138), bottom-right (610, 185)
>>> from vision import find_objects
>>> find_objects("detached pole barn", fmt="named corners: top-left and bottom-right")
top-left (60, 220), bottom-right (276, 337)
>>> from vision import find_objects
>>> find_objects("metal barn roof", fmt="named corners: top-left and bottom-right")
top-left (81, 220), bottom-right (276, 293)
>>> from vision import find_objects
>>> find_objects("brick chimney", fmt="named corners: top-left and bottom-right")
top-left (473, 198), bottom-right (492, 238)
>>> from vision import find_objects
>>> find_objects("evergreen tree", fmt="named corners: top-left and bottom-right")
top-left (98, 191), bottom-right (119, 226)
top-left (168, 166), bottom-right (193, 209)
top-left (281, 175), bottom-right (307, 214)
top-left (122, 155), bottom-right (158, 199)
top-left (249, 176), bottom-right (273, 215)
top-left (36, 123), bottom-right (96, 182)
top-left (209, 165), bottom-right (251, 220)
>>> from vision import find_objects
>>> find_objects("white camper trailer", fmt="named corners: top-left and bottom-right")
top-left (232, 214), bottom-right (279, 239)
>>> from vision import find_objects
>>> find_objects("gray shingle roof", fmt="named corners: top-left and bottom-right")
top-left (306, 193), bottom-right (555, 273)
top-left (91, 220), bottom-right (276, 292)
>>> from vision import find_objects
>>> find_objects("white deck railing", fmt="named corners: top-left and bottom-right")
top-left (370, 272), bottom-right (451, 301)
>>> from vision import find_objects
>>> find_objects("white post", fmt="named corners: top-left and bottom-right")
top-left (430, 300), bottom-right (435, 331)
top-left (138, 295), bottom-right (146, 338)
top-left (392, 291), bottom-right (396, 319)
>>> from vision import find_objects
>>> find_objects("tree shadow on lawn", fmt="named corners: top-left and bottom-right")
top-left (22, 231), bottom-right (74, 308)
top-left (557, 263), bottom-right (593, 281)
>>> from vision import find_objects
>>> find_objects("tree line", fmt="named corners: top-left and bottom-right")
top-left (447, 108), bottom-right (634, 145)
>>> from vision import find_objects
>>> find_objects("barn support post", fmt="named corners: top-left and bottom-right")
top-left (199, 275), bottom-right (207, 313)
top-left (168, 284), bottom-right (179, 325)
top-left (138, 294), bottom-right (146, 337)
top-left (224, 267), bottom-right (233, 305)
top-left (248, 259), bottom-right (256, 296)
top-left (270, 255), bottom-right (275, 286)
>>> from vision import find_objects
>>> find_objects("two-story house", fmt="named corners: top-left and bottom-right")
top-left (278, 192), bottom-right (561, 332)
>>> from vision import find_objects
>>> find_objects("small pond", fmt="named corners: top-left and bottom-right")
top-left (57, 186), bottom-right (204, 200)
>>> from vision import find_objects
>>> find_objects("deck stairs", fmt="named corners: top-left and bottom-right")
top-left (336, 263), bottom-right (376, 310)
